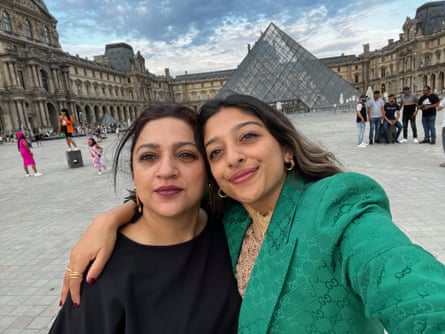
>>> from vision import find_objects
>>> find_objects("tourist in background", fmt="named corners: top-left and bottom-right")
top-left (17, 131), bottom-right (42, 177)
top-left (417, 85), bottom-right (440, 144)
top-left (356, 94), bottom-right (368, 148)
top-left (87, 137), bottom-right (106, 175)
top-left (59, 108), bottom-right (78, 151)
top-left (399, 86), bottom-right (418, 143)
top-left (383, 94), bottom-right (403, 143)
top-left (437, 99), bottom-right (445, 167)
top-left (366, 90), bottom-right (385, 144)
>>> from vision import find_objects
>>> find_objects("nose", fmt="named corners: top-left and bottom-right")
top-left (156, 156), bottom-right (178, 178)
top-left (225, 147), bottom-right (245, 168)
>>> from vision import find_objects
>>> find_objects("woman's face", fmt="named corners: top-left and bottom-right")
top-left (203, 107), bottom-right (289, 213)
top-left (132, 117), bottom-right (207, 219)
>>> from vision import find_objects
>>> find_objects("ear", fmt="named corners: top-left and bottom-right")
top-left (283, 149), bottom-right (293, 163)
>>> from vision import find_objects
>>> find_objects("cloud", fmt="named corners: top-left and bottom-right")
top-left (46, 0), bottom-right (422, 75)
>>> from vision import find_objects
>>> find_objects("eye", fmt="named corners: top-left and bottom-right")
top-left (207, 148), bottom-right (222, 161)
top-left (241, 132), bottom-right (259, 141)
top-left (139, 152), bottom-right (156, 161)
top-left (178, 151), bottom-right (198, 161)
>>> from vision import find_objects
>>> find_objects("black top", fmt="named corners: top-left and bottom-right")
top-left (50, 220), bottom-right (241, 334)
top-left (418, 93), bottom-right (440, 117)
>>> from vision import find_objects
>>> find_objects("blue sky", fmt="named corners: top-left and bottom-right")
top-left (43, 0), bottom-right (421, 76)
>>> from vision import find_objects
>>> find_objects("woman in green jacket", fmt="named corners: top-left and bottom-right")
top-left (61, 94), bottom-right (445, 333)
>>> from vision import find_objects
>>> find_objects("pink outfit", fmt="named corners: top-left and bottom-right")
top-left (19, 138), bottom-right (35, 166)
top-left (88, 145), bottom-right (105, 171)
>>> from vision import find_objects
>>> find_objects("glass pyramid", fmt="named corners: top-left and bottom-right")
top-left (218, 23), bottom-right (360, 113)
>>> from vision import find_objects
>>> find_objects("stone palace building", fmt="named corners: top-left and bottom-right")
top-left (1, 0), bottom-right (445, 134)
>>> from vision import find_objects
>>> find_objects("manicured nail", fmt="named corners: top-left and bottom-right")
top-left (59, 300), bottom-right (62, 306)
top-left (73, 303), bottom-right (79, 309)
top-left (87, 277), bottom-right (96, 285)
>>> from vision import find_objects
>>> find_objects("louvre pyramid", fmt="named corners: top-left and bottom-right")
top-left (218, 23), bottom-right (360, 112)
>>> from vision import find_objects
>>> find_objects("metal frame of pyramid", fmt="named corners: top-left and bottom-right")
top-left (218, 23), bottom-right (361, 113)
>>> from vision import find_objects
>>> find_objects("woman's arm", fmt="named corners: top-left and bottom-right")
top-left (60, 200), bottom-right (136, 307)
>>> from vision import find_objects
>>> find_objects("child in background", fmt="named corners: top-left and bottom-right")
top-left (87, 137), bottom-right (105, 175)
top-left (17, 131), bottom-right (42, 177)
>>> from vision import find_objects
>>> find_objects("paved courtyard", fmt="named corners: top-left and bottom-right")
top-left (0, 110), bottom-right (444, 333)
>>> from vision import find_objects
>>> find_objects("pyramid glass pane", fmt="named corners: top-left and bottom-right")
top-left (219, 23), bottom-right (360, 112)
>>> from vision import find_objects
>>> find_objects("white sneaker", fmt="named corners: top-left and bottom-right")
top-left (25, 174), bottom-right (31, 177)
top-left (74, 147), bottom-right (80, 151)
top-left (357, 143), bottom-right (367, 148)
top-left (413, 138), bottom-right (418, 143)
top-left (361, 142), bottom-right (368, 146)
top-left (399, 138), bottom-right (407, 143)
top-left (34, 173), bottom-right (42, 176)
top-left (97, 171), bottom-right (102, 175)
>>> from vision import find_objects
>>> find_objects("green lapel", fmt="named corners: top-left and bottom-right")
top-left (223, 175), bottom-right (307, 333)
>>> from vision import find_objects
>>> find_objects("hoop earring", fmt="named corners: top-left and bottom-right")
top-left (218, 188), bottom-right (227, 198)
top-left (286, 159), bottom-right (295, 171)
top-left (135, 196), bottom-right (143, 214)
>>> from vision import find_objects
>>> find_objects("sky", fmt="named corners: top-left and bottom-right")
top-left (43, 0), bottom-right (422, 77)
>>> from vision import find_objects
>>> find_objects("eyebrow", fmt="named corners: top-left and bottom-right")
top-left (136, 141), bottom-right (197, 153)
top-left (204, 120), bottom-right (263, 148)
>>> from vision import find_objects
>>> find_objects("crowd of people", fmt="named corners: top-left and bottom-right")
top-left (356, 85), bottom-right (445, 167)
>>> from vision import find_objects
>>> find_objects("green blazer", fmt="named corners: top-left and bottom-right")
top-left (223, 172), bottom-right (445, 333)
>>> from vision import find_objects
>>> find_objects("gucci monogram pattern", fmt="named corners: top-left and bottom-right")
top-left (224, 173), bottom-right (445, 333)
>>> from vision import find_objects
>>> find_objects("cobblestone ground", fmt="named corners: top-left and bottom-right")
top-left (0, 111), bottom-right (444, 333)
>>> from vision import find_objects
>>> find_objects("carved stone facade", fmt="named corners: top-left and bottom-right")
top-left (323, 2), bottom-right (445, 97)
top-left (0, 0), bottom-right (230, 135)
top-left (2, 0), bottom-right (445, 134)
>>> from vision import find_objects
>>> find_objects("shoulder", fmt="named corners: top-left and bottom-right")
top-left (302, 172), bottom-right (389, 213)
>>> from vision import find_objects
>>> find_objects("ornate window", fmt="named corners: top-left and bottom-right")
top-left (43, 26), bottom-right (51, 44)
top-left (25, 19), bottom-right (33, 39)
top-left (40, 70), bottom-right (49, 91)
top-left (2, 11), bottom-right (12, 32)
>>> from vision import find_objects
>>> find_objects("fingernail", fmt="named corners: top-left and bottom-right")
top-left (87, 277), bottom-right (96, 285)
top-left (73, 303), bottom-right (79, 309)
top-left (59, 300), bottom-right (62, 306)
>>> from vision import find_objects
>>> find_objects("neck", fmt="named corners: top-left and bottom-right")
top-left (122, 207), bottom-right (207, 246)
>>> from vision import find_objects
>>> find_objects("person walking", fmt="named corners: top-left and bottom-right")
top-left (17, 131), bottom-right (42, 177)
top-left (399, 87), bottom-right (418, 143)
top-left (417, 86), bottom-right (440, 144)
top-left (356, 94), bottom-right (368, 148)
top-left (87, 137), bottom-right (106, 175)
top-left (366, 90), bottom-right (385, 144)
top-left (59, 108), bottom-right (78, 150)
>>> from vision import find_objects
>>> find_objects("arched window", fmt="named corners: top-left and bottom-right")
top-left (25, 19), bottom-right (33, 39)
top-left (43, 26), bottom-right (51, 44)
top-left (2, 11), bottom-right (12, 32)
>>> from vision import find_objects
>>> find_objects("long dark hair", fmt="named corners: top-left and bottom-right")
top-left (198, 93), bottom-right (343, 215)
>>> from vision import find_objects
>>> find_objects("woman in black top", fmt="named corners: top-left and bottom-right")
top-left (50, 104), bottom-right (240, 333)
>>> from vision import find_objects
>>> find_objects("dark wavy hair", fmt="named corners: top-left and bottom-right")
top-left (198, 93), bottom-right (343, 216)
